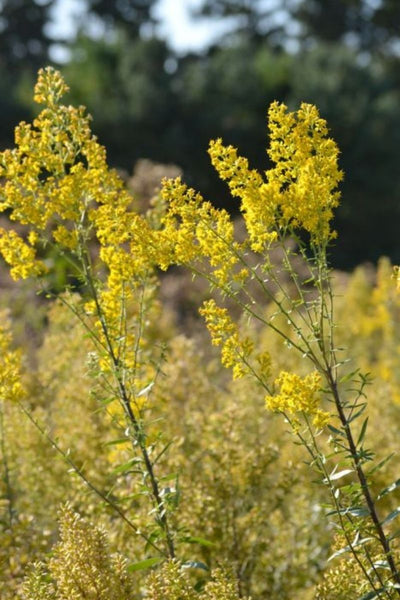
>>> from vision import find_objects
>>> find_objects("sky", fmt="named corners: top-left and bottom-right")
top-left (154, 0), bottom-right (236, 52)
top-left (48, 0), bottom-right (234, 59)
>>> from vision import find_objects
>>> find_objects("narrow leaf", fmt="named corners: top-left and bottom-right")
top-left (328, 537), bottom-right (374, 562)
top-left (182, 536), bottom-right (216, 548)
top-left (367, 560), bottom-right (390, 572)
top-left (112, 458), bottom-right (142, 475)
top-left (327, 425), bottom-right (346, 438)
top-left (357, 417), bottom-right (368, 447)
top-left (328, 469), bottom-right (354, 482)
top-left (182, 560), bottom-right (209, 571)
top-left (347, 404), bottom-right (367, 424)
top-left (368, 453), bottom-right (395, 476)
top-left (127, 557), bottom-right (163, 572)
top-left (160, 473), bottom-right (178, 482)
top-left (388, 529), bottom-right (400, 541)
top-left (104, 438), bottom-right (129, 447)
top-left (327, 506), bottom-right (369, 518)
top-left (358, 588), bottom-right (386, 600)
top-left (377, 478), bottom-right (400, 500)
top-left (137, 382), bottom-right (154, 397)
top-left (339, 369), bottom-right (360, 383)
top-left (381, 506), bottom-right (400, 526)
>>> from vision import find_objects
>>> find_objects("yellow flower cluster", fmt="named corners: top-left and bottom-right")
top-left (266, 371), bottom-right (329, 429)
top-left (147, 560), bottom-right (247, 600)
top-left (0, 67), bottom-right (155, 283)
top-left (267, 102), bottom-right (343, 242)
top-left (0, 228), bottom-right (45, 280)
top-left (200, 299), bottom-right (251, 379)
top-left (208, 138), bottom-right (278, 253)
top-left (0, 314), bottom-right (25, 402)
top-left (0, 68), bottom-right (161, 371)
top-left (33, 66), bottom-right (69, 106)
top-left (208, 101), bottom-right (342, 248)
top-left (159, 178), bottom-right (240, 285)
top-left (23, 506), bottom-right (134, 600)
top-left (200, 299), bottom-right (270, 381)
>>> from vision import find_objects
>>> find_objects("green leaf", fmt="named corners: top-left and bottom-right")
top-left (104, 438), bottom-right (129, 447)
top-left (357, 417), bottom-right (369, 446)
top-left (93, 397), bottom-right (116, 413)
top-left (328, 536), bottom-right (374, 562)
top-left (137, 382), bottom-right (154, 397)
top-left (112, 458), bottom-right (142, 475)
top-left (367, 453), bottom-right (395, 476)
top-left (327, 425), bottom-right (346, 438)
top-left (388, 529), bottom-right (400, 541)
top-left (348, 507), bottom-right (370, 518)
top-left (181, 560), bottom-right (209, 571)
top-left (339, 369), bottom-right (360, 383)
top-left (377, 478), bottom-right (400, 500)
top-left (367, 560), bottom-right (390, 573)
top-left (182, 536), bottom-right (216, 548)
top-left (153, 440), bottom-right (174, 465)
top-left (327, 506), bottom-right (369, 518)
top-left (347, 404), bottom-right (367, 424)
top-left (127, 557), bottom-right (163, 572)
top-left (358, 588), bottom-right (386, 600)
top-left (144, 529), bottom-right (163, 553)
top-left (160, 473), bottom-right (178, 482)
top-left (381, 507), bottom-right (400, 526)
top-left (327, 469), bottom-right (354, 482)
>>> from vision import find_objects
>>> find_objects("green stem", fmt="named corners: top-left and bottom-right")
top-left (303, 413), bottom-right (391, 598)
top-left (18, 401), bottom-right (165, 556)
top-left (80, 244), bottom-right (176, 559)
top-left (327, 372), bottom-right (400, 594)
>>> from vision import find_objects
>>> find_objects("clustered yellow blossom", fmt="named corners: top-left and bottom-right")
top-left (207, 101), bottom-right (342, 250)
top-left (146, 560), bottom-right (246, 600)
top-left (200, 299), bottom-right (271, 381)
top-left (0, 315), bottom-right (25, 402)
top-left (0, 67), bottom-right (162, 376)
top-left (23, 506), bottom-right (135, 600)
top-left (0, 228), bottom-right (45, 280)
top-left (159, 178), bottom-right (241, 285)
top-left (268, 102), bottom-right (342, 242)
top-left (200, 299), bottom-right (250, 379)
top-left (0, 67), bottom-right (154, 285)
top-left (208, 138), bottom-right (278, 253)
top-left (266, 370), bottom-right (329, 429)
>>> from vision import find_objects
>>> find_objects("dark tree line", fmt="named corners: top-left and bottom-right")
top-left (1, 0), bottom-right (400, 268)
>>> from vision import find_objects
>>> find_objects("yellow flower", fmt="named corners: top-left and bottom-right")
top-left (268, 101), bottom-right (343, 242)
top-left (159, 177), bottom-right (240, 284)
top-left (200, 299), bottom-right (261, 380)
top-left (266, 370), bottom-right (329, 429)
top-left (33, 66), bottom-right (69, 106)
top-left (0, 228), bottom-right (46, 280)
top-left (207, 102), bottom-right (342, 249)
top-left (0, 314), bottom-right (25, 402)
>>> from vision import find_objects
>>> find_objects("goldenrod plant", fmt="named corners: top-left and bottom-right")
top-left (1, 67), bottom-right (400, 599)
top-left (0, 67), bottom-right (180, 569)
top-left (157, 101), bottom-right (400, 598)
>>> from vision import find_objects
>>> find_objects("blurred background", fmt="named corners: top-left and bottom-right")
top-left (1, 0), bottom-right (400, 269)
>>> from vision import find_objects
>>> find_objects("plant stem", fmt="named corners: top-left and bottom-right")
top-left (327, 371), bottom-right (400, 594)
top-left (18, 401), bottom-right (165, 556)
top-left (289, 413), bottom-right (389, 598)
top-left (80, 245), bottom-right (175, 558)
